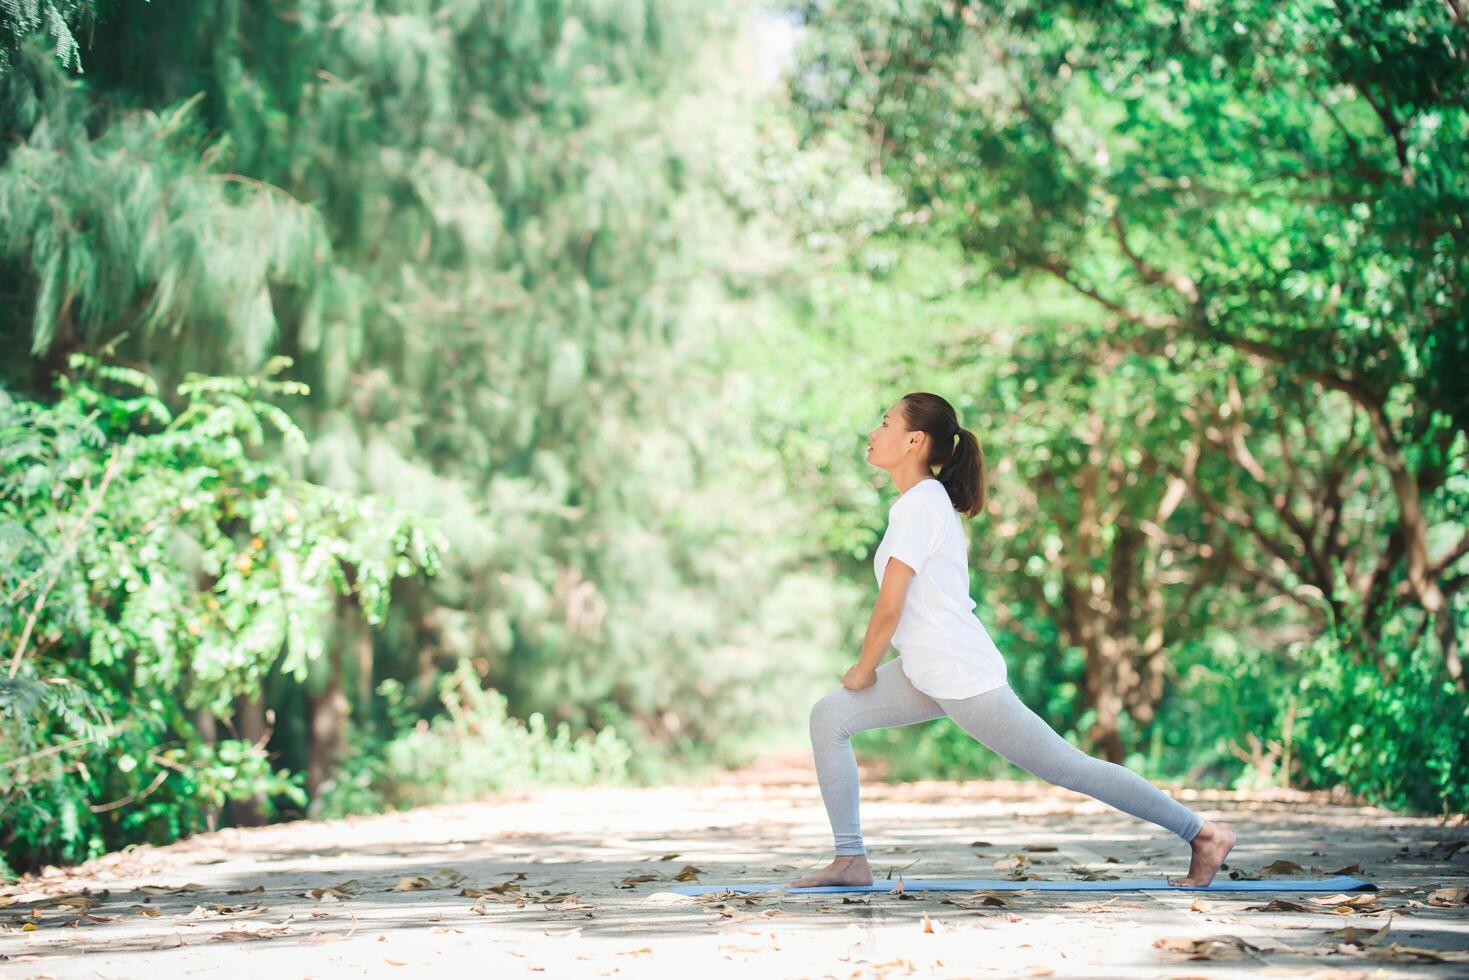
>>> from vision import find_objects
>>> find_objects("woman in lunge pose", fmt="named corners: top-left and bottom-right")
top-left (790, 392), bottom-right (1236, 889)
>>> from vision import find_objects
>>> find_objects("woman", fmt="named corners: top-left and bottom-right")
top-left (790, 392), bottom-right (1236, 889)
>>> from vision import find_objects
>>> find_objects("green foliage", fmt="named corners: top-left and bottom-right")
top-left (0, 0), bottom-right (844, 780)
top-left (783, 0), bottom-right (1469, 807)
top-left (0, 88), bottom-right (329, 361)
top-left (312, 660), bottom-right (635, 818)
top-left (1, 0), bottom-right (1462, 878)
top-left (1132, 602), bottom-right (1469, 814)
top-left (0, 354), bottom-right (442, 871)
top-left (0, 0), bottom-right (850, 873)
top-left (790, 0), bottom-right (1469, 426)
top-left (0, 0), bottom-right (99, 77)
top-left (1286, 618), bottom-right (1469, 815)
top-left (854, 607), bottom-right (1469, 815)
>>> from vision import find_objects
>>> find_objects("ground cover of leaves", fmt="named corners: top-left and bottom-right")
top-left (2, 751), bottom-right (1466, 978)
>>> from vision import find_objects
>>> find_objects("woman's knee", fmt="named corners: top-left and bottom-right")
top-left (809, 691), bottom-right (852, 739)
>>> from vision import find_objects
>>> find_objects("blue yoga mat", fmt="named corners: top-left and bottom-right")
top-left (670, 874), bottom-right (1377, 895)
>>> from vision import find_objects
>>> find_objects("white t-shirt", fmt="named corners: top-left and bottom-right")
top-left (873, 478), bottom-right (1009, 699)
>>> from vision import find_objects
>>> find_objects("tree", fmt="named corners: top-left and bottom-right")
top-left (789, 0), bottom-right (1469, 693)
top-left (1, 0), bottom-right (846, 845)
top-left (1, 353), bottom-right (440, 870)
top-left (0, 0), bottom-right (101, 77)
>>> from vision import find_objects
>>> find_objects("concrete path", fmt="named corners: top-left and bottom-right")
top-left (2, 751), bottom-right (1467, 978)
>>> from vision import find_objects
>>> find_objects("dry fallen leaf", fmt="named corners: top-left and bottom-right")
top-left (1428, 886), bottom-right (1468, 907)
top-left (616, 946), bottom-right (655, 957)
top-left (186, 903), bottom-right (268, 920)
top-left (944, 891), bottom-right (1018, 910)
top-left (391, 876), bottom-right (435, 891)
top-left (1332, 919), bottom-right (1392, 948)
top-left (60, 912), bottom-right (118, 928)
top-left (1327, 863), bottom-right (1365, 876)
top-left (1189, 897), bottom-right (1209, 913)
top-left (1022, 844), bottom-right (1058, 852)
top-left (993, 854), bottom-right (1032, 877)
top-left (209, 925), bottom-right (290, 943)
top-left (1257, 860), bottom-right (1307, 876)
top-left (1242, 898), bottom-right (1313, 913)
top-left (460, 881), bottom-right (521, 897)
top-left (301, 880), bottom-right (360, 903)
top-left (1069, 866), bottom-right (1120, 881)
top-left (1365, 942), bottom-right (1469, 964)
top-left (138, 883), bottom-right (207, 896)
top-left (1074, 896), bottom-right (1128, 913)
top-left (1153, 934), bottom-right (1263, 961)
top-left (1309, 892), bottom-right (1379, 913)
top-left (870, 957), bottom-right (916, 971)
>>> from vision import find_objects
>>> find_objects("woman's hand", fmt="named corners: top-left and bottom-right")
top-left (842, 664), bottom-right (877, 690)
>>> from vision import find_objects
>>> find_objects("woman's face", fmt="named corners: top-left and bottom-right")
top-left (865, 402), bottom-right (916, 468)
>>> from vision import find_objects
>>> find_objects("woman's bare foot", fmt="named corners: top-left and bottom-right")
top-left (787, 853), bottom-right (874, 889)
top-left (1168, 820), bottom-right (1237, 887)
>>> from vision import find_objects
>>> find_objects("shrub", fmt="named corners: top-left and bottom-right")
top-left (312, 660), bottom-right (635, 817)
top-left (1, 354), bottom-right (441, 873)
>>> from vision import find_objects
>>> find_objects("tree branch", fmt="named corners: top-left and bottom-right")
top-left (1109, 210), bottom-right (1200, 304)
top-left (1035, 254), bottom-right (1182, 330)
top-left (8, 445), bottom-right (124, 679)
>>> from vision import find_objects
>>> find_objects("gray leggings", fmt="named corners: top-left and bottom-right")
top-left (810, 659), bottom-right (1205, 855)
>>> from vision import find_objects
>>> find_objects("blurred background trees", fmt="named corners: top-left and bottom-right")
top-left (787, 0), bottom-right (1467, 811)
top-left (3, 0), bottom-right (1464, 875)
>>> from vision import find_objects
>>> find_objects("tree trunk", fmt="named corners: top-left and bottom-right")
top-left (1064, 412), bottom-right (1129, 762)
top-left (307, 658), bottom-right (349, 800)
top-left (225, 694), bottom-right (269, 827)
top-left (307, 595), bottom-right (357, 800)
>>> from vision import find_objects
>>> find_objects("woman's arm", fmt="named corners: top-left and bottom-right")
top-left (843, 557), bottom-right (916, 688)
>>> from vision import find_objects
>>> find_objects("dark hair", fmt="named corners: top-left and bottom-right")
top-left (900, 392), bottom-right (987, 519)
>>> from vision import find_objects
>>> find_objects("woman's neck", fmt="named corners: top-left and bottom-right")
top-left (892, 469), bottom-right (937, 496)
